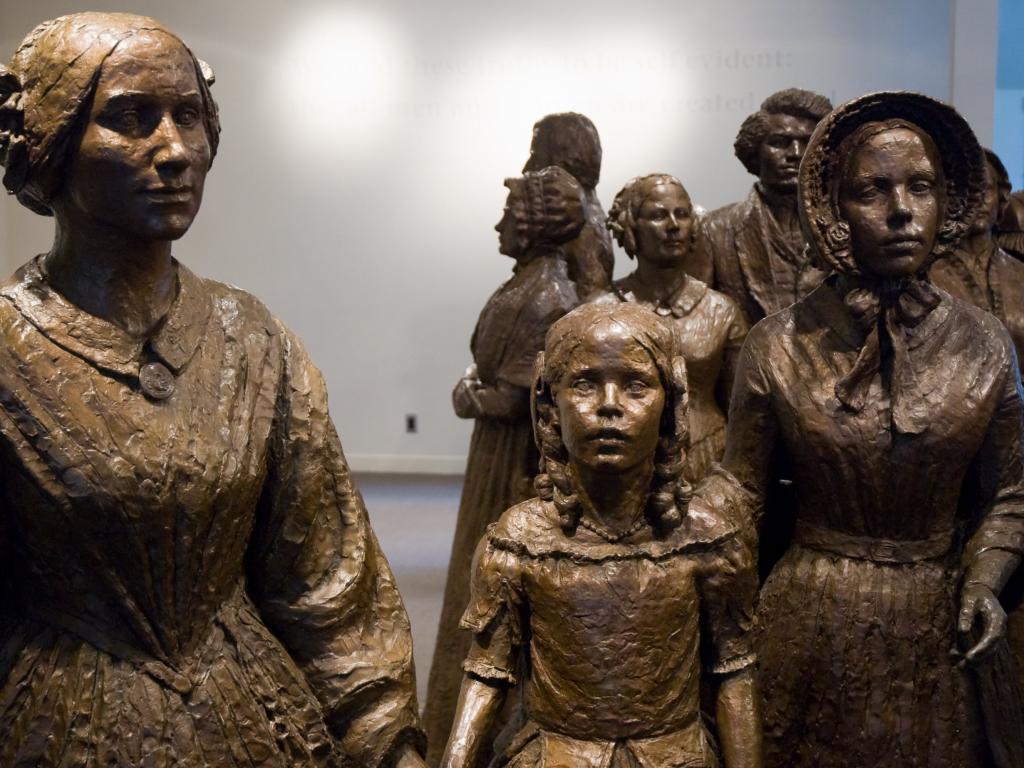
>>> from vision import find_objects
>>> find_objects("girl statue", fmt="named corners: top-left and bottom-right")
top-left (441, 302), bottom-right (762, 768)
top-left (0, 13), bottom-right (425, 766)
top-left (606, 174), bottom-right (748, 482)
top-left (714, 91), bottom-right (1024, 767)
top-left (424, 166), bottom-right (585, 760)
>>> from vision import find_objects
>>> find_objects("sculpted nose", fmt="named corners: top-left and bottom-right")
top-left (153, 114), bottom-right (189, 174)
top-left (597, 383), bottom-right (623, 416)
top-left (888, 186), bottom-right (913, 224)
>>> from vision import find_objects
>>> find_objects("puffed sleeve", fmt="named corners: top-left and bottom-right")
top-left (246, 325), bottom-right (424, 767)
top-left (460, 528), bottom-right (524, 686)
top-left (698, 528), bottom-right (758, 676)
top-left (962, 350), bottom-right (1024, 566)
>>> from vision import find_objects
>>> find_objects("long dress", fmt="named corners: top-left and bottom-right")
top-left (423, 252), bottom-right (578, 761)
top-left (718, 277), bottom-right (1024, 767)
top-left (0, 258), bottom-right (422, 767)
top-left (461, 496), bottom-right (756, 768)
top-left (610, 274), bottom-right (747, 482)
top-left (929, 240), bottom-right (1024, 714)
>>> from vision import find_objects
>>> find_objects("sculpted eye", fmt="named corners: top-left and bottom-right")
top-left (626, 380), bottom-right (650, 395)
top-left (176, 106), bottom-right (201, 127)
top-left (572, 379), bottom-right (596, 394)
top-left (114, 109), bottom-right (143, 132)
top-left (909, 179), bottom-right (934, 195)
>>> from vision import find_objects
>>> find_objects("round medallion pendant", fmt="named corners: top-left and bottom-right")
top-left (139, 362), bottom-right (175, 400)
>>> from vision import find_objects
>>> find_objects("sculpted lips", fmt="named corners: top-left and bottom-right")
top-left (589, 427), bottom-right (628, 443)
top-left (142, 184), bottom-right (193, 203)
top-left (881, 234), bottom-right (924, 253)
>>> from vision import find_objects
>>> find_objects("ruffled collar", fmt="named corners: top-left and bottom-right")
top-left (0, 255), bottom-right (212, 379)
top-left (612, 273), bottom-right (708, 319)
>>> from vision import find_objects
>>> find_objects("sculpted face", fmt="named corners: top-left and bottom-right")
top-left (634, 183), bottom-right (693, 268)
top-left (495, 191), bottom-right (524, 256)
top-left (972, 157), bottom-right (1001, 235)
top-left (759, 112), bottom-right (816, 194)
top-left (555, 322), bottom-right (665, 475)
top-left (838, 127), bottom-right (942, 278)
top-left (57, 31), bottom-right (211, 241)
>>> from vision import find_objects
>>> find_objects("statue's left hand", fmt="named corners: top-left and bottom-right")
top-left (958, 583), bottom-right (1007, 664)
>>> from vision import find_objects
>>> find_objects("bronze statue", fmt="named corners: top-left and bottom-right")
top-left (930, 148), bottom-right (1024, 358)
top-left (441, 302), bottom-right (762, 768)
top-left (996, 189), bottom-right (1024, 261)
top-left (695, 89), bottom-right (833, 326)
top-left (710, 91), bottom-right (1024, 767)
top-left (523, 112), bottom-right (615, 300)
top-left (605, 174), bottom-right (747, 482)
top-left (424, 166), bottom-right (585, 762)
top-left (0, 13), bottom-right (425, 766)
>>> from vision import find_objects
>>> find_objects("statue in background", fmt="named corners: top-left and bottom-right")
top-left (996, 189), bottom-right (1024, 261)
top-left (441, 302), bottom-right (761, 768)
top-left (714, 91), bottom-right (1024, 768)
top-left (606, 174), bottom-right (747, 482)
top-left (694, 89), bottom-right (833, 326)
top-left (930, 147), bottom-right (1024, 357)
top-left (523, 112), bottom-right (615, 300)
top-left (424, 166), bottom-right (585, 763)
top-left (929, 146), bottom-right (1024, 729)
top-left (0, 13), bottom-right (425, 766)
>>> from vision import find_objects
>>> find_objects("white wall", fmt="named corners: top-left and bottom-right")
top-left (0, 0), bottom-right (995, 472)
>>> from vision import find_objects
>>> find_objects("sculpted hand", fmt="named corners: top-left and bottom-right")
top-left (958, 583), bottom-right (1007, 663)
top-left (452, 365), bottom-right (483, 419)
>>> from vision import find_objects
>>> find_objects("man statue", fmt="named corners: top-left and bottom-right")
top-left (694, 89), bottom-right (833, 327)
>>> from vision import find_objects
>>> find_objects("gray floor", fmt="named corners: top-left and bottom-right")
top-left (354, 472), bottom-right (462, 708)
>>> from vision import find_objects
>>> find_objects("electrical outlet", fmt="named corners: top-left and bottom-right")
top-left (405, 414), bottom-right (417, 434)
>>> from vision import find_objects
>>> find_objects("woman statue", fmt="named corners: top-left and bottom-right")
top-left (0, 13), bottom-right (425, 766)
top-left (606, 174), bottom-right (748, 482)
top-left (441, 302), bottom-right (761, 768)
top-left (424, 166), bottom-right (585, 761)
top-left (714, 91), bottom-right (1024, 767)
top-left (929, 148), bottom-right (1024, 359)
top-left (522, 112), bottom-right (615, 300)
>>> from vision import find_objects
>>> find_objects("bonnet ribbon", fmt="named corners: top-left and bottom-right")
top-left (833, 275), bottom-right (941, 434)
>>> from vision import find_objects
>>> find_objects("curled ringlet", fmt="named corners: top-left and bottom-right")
top-left (798, 91), bottom-right (985, 277)
top-left (531, 302), bottom-right (692, 535)
top-left (734, 88), bottom-right (833, 176)
top-left (607, 173), bottom-right (701, 261)
top-left (503, 165), bottom-right (586, 256)
top-left (0, 12), bottom-right (221, 216)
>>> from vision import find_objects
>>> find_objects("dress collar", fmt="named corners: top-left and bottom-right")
top-left (0, 256), bottom-right (213, 378)
top-left (613, 273), bottom-right (708, 318)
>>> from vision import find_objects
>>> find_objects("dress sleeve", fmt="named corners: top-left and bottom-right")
top-left (962, 352), bottom-right (1024, 566)
top-left (459, 529), bottom-right (524, 686)
top-left (716, 298), bottom-right (750, 411)
top-left (698, 526), bottom-right (758, 676)
top-left (246, 325), bottom-right (424, 767)
top-left (701, 332), bottom-right (777, 536)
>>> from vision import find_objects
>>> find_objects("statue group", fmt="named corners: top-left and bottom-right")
top-left (0, 11), bottom-right (1022, 768)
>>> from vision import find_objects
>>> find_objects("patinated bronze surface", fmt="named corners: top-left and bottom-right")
top-left (996, 190), bottom-right (1024, 260)
top-left (523, 113), bottom-right (614, 300)
top-left (695, 89), bottom-right (833, 326)
top-left (709, 91), bottom-right (1024, 768)
top-left (0, 13), bottom-right (424, 766)
top-left (424, 166), bottom-right (585, 763)
top-left (605, 174), bottom-right (747, 482)
top-left (441, 302), bottom-right (762, 768)
top-left (930, 149), bottom-right (1024, 358)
